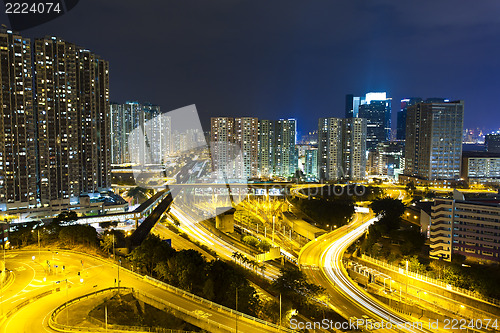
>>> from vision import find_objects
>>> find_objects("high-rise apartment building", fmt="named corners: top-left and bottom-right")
top-left (111, 102), bottom-right (170, 165)
top-left (34, 37), bottom-right (79, 205)
top-left (34, 37), bottom-right (110, 200)
top-left (0, 28), bottom-right (37, 210)
top-left (77, 45), bottom-right (111, 195)
top-left (235, 117), bottom-right (258, 178)
top-left (317, 117), bottom-right (368, 181)
top-left (397, 98), bottom-right (422, 141)
top-left (211, 117), bottom-right (298, 179)
top-left (210, 117), bottom-right (235, 179)
top-left (111, 102), bottom-right (138, 165)
top-left (143, 103), bottom-right (170, 164)
top-left (305, 149), bottom-right (318, 180)
top-left (274, 119), bottom-right (297, 177)
top-left (405, 100), bottom-right (464, 180)
top-left (318, 118), bottom-right (344, 181)
top-left (258, 120), bottom-right (275, 177)
top-left (343, 118), bottom-right (367, 180)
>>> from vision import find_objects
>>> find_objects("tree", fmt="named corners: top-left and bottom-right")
top-left (167, 249), bottom-right (206, 292)
top-left (129, 234), bottom-right (175, 275)
top-left (429, 260), bottom-right (447, 280)
top-left (405, 255), bottom-right (425, 274)
top-left (293, 169), bottom-right (305, 181)
top-left (370, 197), bottom-right (405, 233)
top-left (292, 197), bottom-right (354, 228)
top-left (258, 239), bottom-right (272, 252)
top-left (399, 229), bottom-right (425, 255)
top-left (273, 267), bottom-right (325, 306)
top-left (100, 234), bottom-right (116, 254)
top-left (53, 211), bottom-right (78, 224)
top-left (259, 263), bottom-right (267, 276)
top-left (58, 225), bottom-right (98, 247)
top-left (405, 181), bottom-right (416, 196)
top-left (205, 260), bottom-right (260, 316)
top-left (169, 214), bottom-right (181, 227)
top-left (242, 235), bottom-right (260, 248)
top-left (126, 186), bottom-right (149, 205)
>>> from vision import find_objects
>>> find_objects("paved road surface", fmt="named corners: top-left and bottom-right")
top-left (1, 250), bottom-right (285, 333)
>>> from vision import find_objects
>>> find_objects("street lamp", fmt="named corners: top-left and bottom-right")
top-left (31, 229), bottom-right (40, 259)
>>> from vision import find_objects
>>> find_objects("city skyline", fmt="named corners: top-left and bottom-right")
top-left (2, 3), bottom-right (500, 332)
top-left (0, 1), bottom-right (499, 133)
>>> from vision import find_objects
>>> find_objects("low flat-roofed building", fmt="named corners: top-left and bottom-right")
top-left (430, 195), bottom-right (500, 263)
top-left (461, 151), bottom-right (500, 184)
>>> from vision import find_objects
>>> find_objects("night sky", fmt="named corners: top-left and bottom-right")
top-left (2, 0), bottom-right (500, 136)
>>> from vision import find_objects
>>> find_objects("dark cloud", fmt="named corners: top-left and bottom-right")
top-left (1, 0), bottom-right (499, 133)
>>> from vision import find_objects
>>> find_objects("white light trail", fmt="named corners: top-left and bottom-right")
top-left (321, 217), bottom-right (426, 333)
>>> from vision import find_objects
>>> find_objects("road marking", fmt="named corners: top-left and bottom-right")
top-left (13, 266), bottom-right (26, 272)
top-left (192, 310), bottom-right (212, 319)
top-left (3, 254), bottom-right (18, 259)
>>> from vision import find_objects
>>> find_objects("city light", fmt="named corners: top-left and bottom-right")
top-left (0, 2), bottom-right (498, 332)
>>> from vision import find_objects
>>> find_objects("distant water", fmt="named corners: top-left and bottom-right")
top-left (462, 143), bottom-right (486, 152)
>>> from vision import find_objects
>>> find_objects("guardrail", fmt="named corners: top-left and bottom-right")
top-left (49, 287), bottom-right (132, 332)
top-left (143, 276), bottom-right (294, 333)
top-left (361, 254), bottom-right (500, 307)
top-left (134, 289), bottom-right (236, 333)
top-left (0, 269), bottom-right (15, 292)
top-left (87, 311), bottom-right (196, 333)
top-left (32, 249), bottom-right (291, 332)
top-left (49, 286), bottom-right (198, 333)
top-left (48, 286), bottom-right (283, 333)
top-left (1, 287), bottom-right (60, 324)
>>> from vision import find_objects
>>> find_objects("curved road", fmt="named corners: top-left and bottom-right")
top-left (1, 250), bottom-right (286, 333)
top-left (299, 212), bottom-right (433, 333)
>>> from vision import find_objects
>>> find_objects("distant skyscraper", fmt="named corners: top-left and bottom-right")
top-left (343, 118), bottom-right (367, 180)
top-left (111, 102), bottom-right (171, 165)
top-left (110, 103), bottom-right (125, 164)
top-left (397, 98), bottom-right (422, 141)
top-left (368, 141), bottom-right (405, 177)
top-left (111, 102), bottom-right (141, 164)
top-left (345, 94), bottom-right (362, 118)
top-left (358, 92), bottom-right (392, 150)
top-left (405, 100), bottom-right (464, 180)
top-left (143, 103), bottom-right (171, 164)
top-left (0, 28), bottom-right (37, 209)
top-left (235, 117), bottom-right (258, 178)
top-left (318, 118), bottom-right (344, 181)
top-left (485, 134), bottom-right (500, 153)
top-left (305, 149), bottom-right (318, 180)
top-left (210, 117), bottom-right (235, 179)
top-left (274, 119), bottom-right (297, 177)
top-left (258, 120), bottom-right (275, 177)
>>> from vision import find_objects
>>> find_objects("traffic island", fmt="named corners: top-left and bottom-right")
top-left (49, 287), bottom-right (203, 332)
top-left (88, 291), bottom-right (202, 331)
